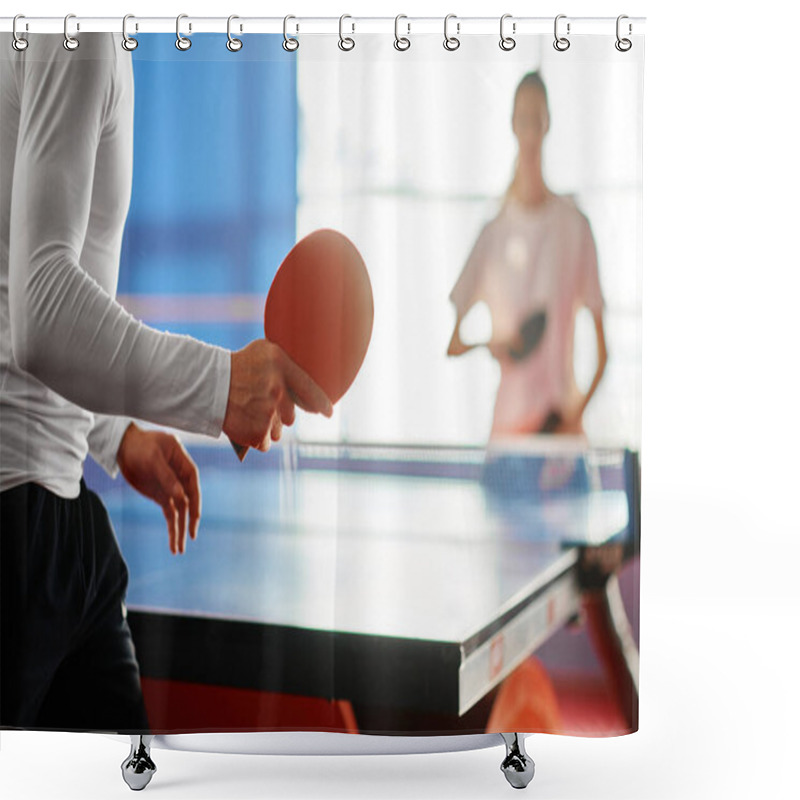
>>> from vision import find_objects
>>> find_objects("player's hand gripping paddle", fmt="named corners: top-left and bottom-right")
top-left (231, 229), bottom-right (374, 460)
top-left (460, 308), bottom-right (547, 361)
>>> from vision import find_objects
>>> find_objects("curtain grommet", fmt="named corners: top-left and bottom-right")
top-left (553, 14), bottom-right (570, 52)
top-left (122, 14), bottom-right (139, 51)
top-left (338, 14), bottom-right (355, 52)
top-left (176, 14), bottom-right (192, 51)
top-left (394, 14), bottom-right (411, 51)
top-left (226, 15), bottom-right (243, 52)
top-left (444, 14), bottom-right (460, 51)
top-left (615, 15), bottom-right (633, 52)
top-left (63, 13), bottom-right (79, 51)
top-left (500, 14), bottom-right (516, 51)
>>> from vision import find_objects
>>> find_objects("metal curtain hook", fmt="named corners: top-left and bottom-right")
top-left (63, 13), bottom-right (79, 51)
top-left (553, 14), bottom-right (570, 51)
top-left (500, 14), bottom-right (516, 51)
top-left (283, 15), bottom-right (299, 51)
top-left (338, 14), bottom-right (355, 51)
top-left (615, 15), bottom-right (632, 51)
top-left (394, 14), bottom-right (411, 51)
top-left (12, 14), bottom-right (28, 52)
top-left (444, 14), bottom-right (460, 51)
top-left (176, 14), bottom-right (191, 51)
top-left (122, 14), bottom-right (138, 51)
top-left (227, 15), bottom-right (243, 51)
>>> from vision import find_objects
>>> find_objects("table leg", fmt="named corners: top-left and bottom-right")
top-left (580, 565), bottom-right (640, 731)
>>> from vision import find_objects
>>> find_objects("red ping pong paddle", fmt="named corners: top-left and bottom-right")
top-left (232, 229), bottom-right (374, 459)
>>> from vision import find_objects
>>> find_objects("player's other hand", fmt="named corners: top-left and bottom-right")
top-left (553, 403), bottom-right (585, 435)
top-left (487, 334), bottom-right (530, 362)
top-left (223, 339), bottom-right (333, 452)
top-left (447, 325), bottom-right (476, 357)
top-left (486, 340), bottom-right (512, 361)
top-left (117, 423), bottom-right (201, 556)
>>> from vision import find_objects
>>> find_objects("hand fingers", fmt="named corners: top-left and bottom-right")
top-left (279, 352), bottom-right (333, 417)
top-left (165, 483), bottom-right (188, 554)
top-left (162, 499), bottom-right (178, 555)
top-left (279, 391), bottom-right (296, 428)
top-left (256, 393), bottom-right (289, 450)
top-left (175, 489), bottom-right (188, 555)
top-left (255, 410), bottom-right (284, 450)
top-left (151, 448), bottom-right (190, 554)
top-left (270, 414), bottom-right (283, 443)
top-left (168, 439), bottom-right (202, 540)
top-left (256, 416), bottom-right (275, 452)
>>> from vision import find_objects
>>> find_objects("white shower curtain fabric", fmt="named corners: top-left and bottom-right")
top-left (0, 28), bottom-right (642, 738)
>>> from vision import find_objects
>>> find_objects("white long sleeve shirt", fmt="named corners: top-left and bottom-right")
top-left (1, 34), bottom-right (230, 498)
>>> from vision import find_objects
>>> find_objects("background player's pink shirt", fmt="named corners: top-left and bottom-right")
top-left (450, 194), bottom-right (603, 436)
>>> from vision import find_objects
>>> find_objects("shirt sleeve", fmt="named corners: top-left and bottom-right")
top-left (578, 215), bottom-right (604, 316)
top-left (8, 37), bottom-right (230, 438)
top-left (449, 222), bottom-right (492, 317)
top-left (87, 414), bottom-right (132, 478)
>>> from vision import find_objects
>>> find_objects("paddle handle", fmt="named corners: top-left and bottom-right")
top-left (229, 438), bottom-right (248, 461)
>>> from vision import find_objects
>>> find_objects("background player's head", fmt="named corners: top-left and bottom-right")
top-left (511, 71), bottom-right (550, 163)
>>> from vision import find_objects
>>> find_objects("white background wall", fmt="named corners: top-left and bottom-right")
top-left (2, 2), bottom-right (799, 799)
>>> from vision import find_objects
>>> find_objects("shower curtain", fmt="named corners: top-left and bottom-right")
top-left (0, 19), bottom-right (643, 741)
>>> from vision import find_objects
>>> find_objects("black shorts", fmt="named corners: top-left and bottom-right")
top-left (0, 480), bottom-right (149, 733)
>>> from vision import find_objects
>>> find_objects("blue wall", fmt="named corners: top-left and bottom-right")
top-left (118, 34), bottom-right (297, 350)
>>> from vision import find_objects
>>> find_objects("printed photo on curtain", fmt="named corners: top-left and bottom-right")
top-left (0, 18), bottom-right (643, 778)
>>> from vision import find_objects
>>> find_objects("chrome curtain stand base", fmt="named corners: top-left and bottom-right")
top-left (121, 735), bottom-right (156, 791)
top-left (118, 733), bottom-right (532, 790)
top-left (500, 733), bottom-right (535, 789)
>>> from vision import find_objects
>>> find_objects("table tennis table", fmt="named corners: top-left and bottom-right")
top-left (87, 439), bottom-right (640, 736)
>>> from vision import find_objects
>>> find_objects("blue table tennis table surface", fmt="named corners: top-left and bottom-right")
top-left (86, 439), bottom-right (637, 718)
